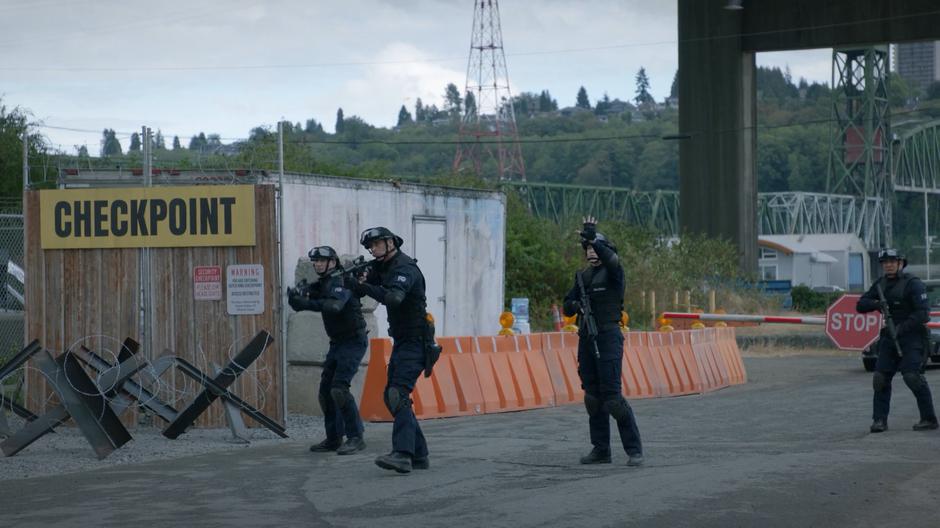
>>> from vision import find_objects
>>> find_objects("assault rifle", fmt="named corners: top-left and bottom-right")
top-left (576, 271), bottom-right (601, 359)
top-left (287, 255), bottom-right (374, 298)
top-left (875, 281), bottom-right (904, 358)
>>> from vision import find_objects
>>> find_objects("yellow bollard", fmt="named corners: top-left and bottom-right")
top-left (691, 321), bottom-right (706, 330)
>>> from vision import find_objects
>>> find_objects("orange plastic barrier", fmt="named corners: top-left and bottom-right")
top-left (540, 332), bottom-right (583, 405)
top-left (716, 327), bottom-right (748, 385)
top-left (622, 332), bottom-right (660, 398)
top-left (359, 338), bottom-right (393, 421)
top-left (690, 328), bottom-right (730, 392)
top-left (358, 328), bottom-right (747, 422)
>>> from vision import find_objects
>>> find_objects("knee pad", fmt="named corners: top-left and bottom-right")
top-left (330, 385), bottom-right (352, 409)
top-left (383, 386), bottom-right (411, 416)
top-left (584, 393), bottom-right (602, 416)
top-left (903, 372), bottom-right (926, 392)
top-left (603, 397), bottom-right (632, 422)
top-left (873, 372), bottom-right (889, 392)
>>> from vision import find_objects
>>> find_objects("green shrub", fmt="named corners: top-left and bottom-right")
top-left (504, 192), bottom-right (775, 330)
top-left (789, 285), bottom-right (841, 313)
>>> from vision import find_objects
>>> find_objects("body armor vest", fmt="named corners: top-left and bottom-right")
top-left (314, 275), bottom-right (366, 340)
top-left (579, 266), bottom-right (623, 327)
top-left (879, 273), bottom-right (914, 325)
top-left (380, 252), bottom-right (428, 338)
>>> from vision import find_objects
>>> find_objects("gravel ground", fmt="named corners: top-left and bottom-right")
top-left (0, 413), bottom-right (326, 481)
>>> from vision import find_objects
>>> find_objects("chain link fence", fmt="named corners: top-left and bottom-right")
top-left (0, 199), bottom-right (25, 408)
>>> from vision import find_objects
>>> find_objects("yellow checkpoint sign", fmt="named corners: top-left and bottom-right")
top-left (40, 185), bottom-right (256, 249)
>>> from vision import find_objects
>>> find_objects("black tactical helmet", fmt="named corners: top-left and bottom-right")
top-left (878, 247), bottom-right (907, 267)
top-left (582, 232), bottom-right (617, 253)
top-left (308, 246), bottom-right (338, 261)
top-left (360, 226), bottom-right (403, 249)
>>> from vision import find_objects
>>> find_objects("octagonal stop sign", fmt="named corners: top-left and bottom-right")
top-left (825, 294), bottom-right (883, 350)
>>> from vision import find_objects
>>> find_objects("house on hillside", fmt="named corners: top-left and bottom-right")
top-left (758, 234), bottom-right (871, 291)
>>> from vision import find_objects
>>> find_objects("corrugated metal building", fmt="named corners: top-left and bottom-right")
top-left (758, 234), bottom-right (870, 291)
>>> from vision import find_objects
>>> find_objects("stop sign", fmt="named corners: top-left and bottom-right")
top-left (825, 294), bottom-right (883, 350)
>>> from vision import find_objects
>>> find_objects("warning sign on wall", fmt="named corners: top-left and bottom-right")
top-left (226, 264), bottom-right (264, 315)
top-left (193, 266), bottom-right (222, 301)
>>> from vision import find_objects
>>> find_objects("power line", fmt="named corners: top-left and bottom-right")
top-left (3, 8), bottom-right (939, 73)
top-left (28, 100), bottom-right (940, 150)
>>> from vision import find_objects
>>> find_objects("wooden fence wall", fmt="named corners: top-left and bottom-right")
top-left (23, 185), bottom-right (282, 427)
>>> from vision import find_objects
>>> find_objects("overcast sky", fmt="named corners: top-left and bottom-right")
top-left (0, 0), bottom-right (832, 155)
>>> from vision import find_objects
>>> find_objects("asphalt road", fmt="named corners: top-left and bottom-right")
top-left (3, 355), bottom-right (940, 528)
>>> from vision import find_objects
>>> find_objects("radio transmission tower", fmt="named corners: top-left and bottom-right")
top-left (453, 0), bottom-right (526, 181)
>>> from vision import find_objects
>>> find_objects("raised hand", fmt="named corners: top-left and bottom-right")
top-left (580, 215), bottom-right (598, 242)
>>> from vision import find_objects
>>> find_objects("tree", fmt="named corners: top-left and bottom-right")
top-left (0, 99), bottom-right (46, 196)
top-left (538, 90), bottom-right (557, 112)
top-left (669, 70), bottom-right (678, 99)
top-left (576, 86), bottom-right (591, 109)
top-left (75, 145), bottom-right (89, 158)
top-left (464, 92), bottom-right (477, 118)
top-left (154, 129), bottom-right (166, 150)
top-left (444, 83), bottom-right (463, 116)
top-left (172, 135), bottom-right (181, 150)
top-left (129, 132), bottom-right (141, 152)
top-left (595, 93), bottom-right (612, 115)
top-left (634, 67), bottom-right (655, 107)
top-left (304, 118), bottom-right (323, 134)
top-left (101, 129), bottom-right (122, 156)
top-left (335, 108), bottom-right (345, 134)
top-left (397, 105), bottom-right (413, 127)
top-left (188, 132), bottom-right (208, 152)
top-left (415, 98), bottom-right (426, 122)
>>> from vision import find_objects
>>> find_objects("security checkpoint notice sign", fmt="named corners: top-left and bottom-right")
top-left (193, 266), bottom-right (222, 301)
top-left (226, 265), bottom-right (264, 315)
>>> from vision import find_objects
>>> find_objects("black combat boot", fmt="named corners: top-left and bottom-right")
top-left (375, 451), bottom-right (412, 473)
top-left (309, 438), bottom-right (342, 452)
top-left (913, 419), bottom-right (939, 431)
top-left (579, 447), bottom-right (612, 464)
top-left (626, 453), bottom-right (644, 467)
top-left (870, 419), bottom-right (887, 433)
top-left (412, 456), bottom-right (430, 470)
top-left (336, 436), bottom-right (366, 455)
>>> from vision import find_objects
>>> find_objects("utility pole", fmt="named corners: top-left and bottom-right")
top-left (277, 120), bottom-right (287, 416)
top-left (141, 126), bottom-right (153, 360)
top-left (22, 129), bottom-right (28, 191)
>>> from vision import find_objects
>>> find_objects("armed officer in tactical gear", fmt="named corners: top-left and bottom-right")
top-left (857, 248), bottom-right (938, 433)
top-left (563, 217), bottom-right (643, 467)
top-left (355, 227), bottom-right (433, 474)
top-left (288, 246), bottom-right (368, 455)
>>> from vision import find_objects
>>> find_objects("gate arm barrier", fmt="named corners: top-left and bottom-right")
top-left (662, 312), bottom-right (825, 325)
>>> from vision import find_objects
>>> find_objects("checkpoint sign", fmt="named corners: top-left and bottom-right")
top-left (825, 294), bottom-right (882, 350)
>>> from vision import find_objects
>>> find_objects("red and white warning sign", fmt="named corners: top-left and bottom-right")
top-left (193, 266), bottom-right (222, 301)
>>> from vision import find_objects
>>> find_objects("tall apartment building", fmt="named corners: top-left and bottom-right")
top-left (894, 41), bottom-right (940, 94)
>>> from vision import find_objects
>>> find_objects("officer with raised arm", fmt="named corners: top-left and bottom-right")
top-left (563, 216), bottom-right (643, 467)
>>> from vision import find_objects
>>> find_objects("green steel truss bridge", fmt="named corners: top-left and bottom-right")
top-left (893, 119), bottom-right (940, 195)
top-left (506, 119), bottom-right (940, 246)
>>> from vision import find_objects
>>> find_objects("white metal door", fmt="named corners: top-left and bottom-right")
top-left (413, 218), bottom-right (446, 335)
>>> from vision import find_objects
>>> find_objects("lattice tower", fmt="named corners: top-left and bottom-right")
top-left (826, 46), bottom-right (892, 248)
top-left (453, 0), bottom-right (526, 181)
